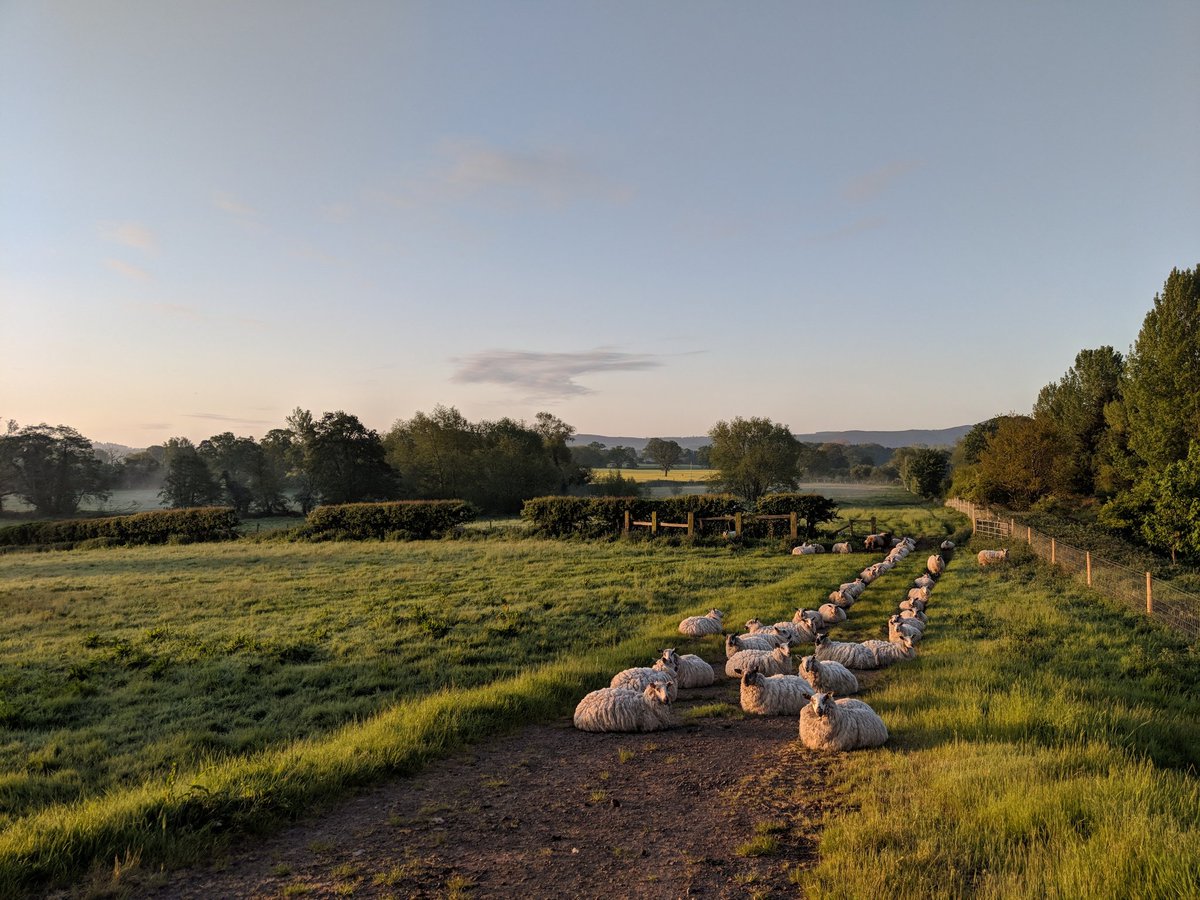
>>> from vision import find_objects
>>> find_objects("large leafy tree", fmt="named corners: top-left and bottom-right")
top-left (0, 424), bottom-right (109, 515)
top-left (970, 415), bottom-right (1065, 508)
top-left (385, 405), bottom-right (479, 499)
top-left (896, 447), bottom-right (950, 500)
top-left (644, 437), bottom-right (683, 476)
top-left (708, 416), bottom-right (800, 502)
top-left (1141, 441), bottom-right (1200, 562)
top-left (159, 437), bottom-right (222, 508)
top-left (1122, 266), bottom-right (1200, 472)
top-left (1033, 346), bottom-right (1125, 495)
top-left (307, 411), bottom-right (397, 505)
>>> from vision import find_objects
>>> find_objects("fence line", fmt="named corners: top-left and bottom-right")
top-left (946, 498), bottom-right (1200, 639)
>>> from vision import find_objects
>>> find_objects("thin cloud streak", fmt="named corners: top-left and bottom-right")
top-left (842, 160), bottom-right (921, 204)
top-left (104, 258), bottom-right (152, 281)
top-left (213, 191), bottom-right (258, 217)
top-left (452, 348), bottom-right (661, 399)
top-left (100, 222), bottom-right (157, 252)
top-left (184, 412), bottom-right (274, 426)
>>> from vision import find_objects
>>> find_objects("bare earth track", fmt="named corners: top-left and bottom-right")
top-left (147, 669), bottom-right (854, 899)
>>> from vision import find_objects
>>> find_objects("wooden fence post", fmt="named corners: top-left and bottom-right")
top-left (1051, 538), bottom-right (1056, 565)
top-left (1086, 551), bottom-right (1092, 587)
top-left (1027, 526), bottom-right (1031, 544)
top-left (789, 512), bottom-right (797, 539)
top-left (624, 510), bottom-right (630, 534)
top-left (870, 516), bottom-right (876, 534)
top-left (651, 511), bottom-right (659, 534)
top-left (735, 511), bottom-right (743, 537)
top-left (687, 511), bottom-right (694, 537)
top-left (1146, 572), bottom-right (1153, 614)
top-left (1010, 517), bottom-right (1015, 536)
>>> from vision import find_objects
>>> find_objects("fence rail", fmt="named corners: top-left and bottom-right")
top-left (946, 498), bottom-right (1200, 639)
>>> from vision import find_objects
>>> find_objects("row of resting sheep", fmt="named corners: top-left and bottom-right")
top-left (790, 530), bottom-right (899, 556)
top-left (574, 534), bottom-right (960, 751)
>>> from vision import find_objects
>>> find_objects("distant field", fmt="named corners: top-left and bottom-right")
top-left (3, 487), bottom-right (167, 515)
top-left (598, 467), bottom-right (717, 483)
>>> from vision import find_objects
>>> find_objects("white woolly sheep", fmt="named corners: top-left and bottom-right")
top-left (574, 682), bottom-right (675, 733)
top-left (612, 659), bottom-right (679, 701)
top-left (669, 652), bottom-right (715, 688)
top-left (897, 607), bottom-right (927, 624)
top-left (888, 614), bottom-right (925, 641)
top-left (798, 692), bottom-right (888, 751)
top-left (913, 574), bottom-right (935, 589)
top-left (927, 554), bottom-right (946, 576)
top-left (863, 533), bottom-right (889, 551)
top-left (899, 597), bottom-right (927, 614)
top-left (818, 602), bottom-right (847, 626)
top-left (727, 632), bottom-right (785, 657)
top-left (861, 635), bottom-right (916, 667)
top-left (907, 586), bottom-right (931, 603)
top-left (678, 608), bottom-right (725, 637)
top-left (792, 543), bottom-right (820, 556)
top-left (978, 548), bottom-right (1009, 566)
top-left (725, 643), bottom-right (792, 678)
top-left (840, 581), bottom-right (867, 599)
top-left (940, 540), bottom-right (955, 551)
top-left (832, 542), bottom-right (851, 554)
top-left (798, 654), bottom-right (860, 695)
top-left (739, 670), bottom-right (813, 716)
top-left (828, 590), bottom-right (856, 610)
top-left (785, 613), bottom-right (823, 643)
top-left (813, 633), bottom-right (876, 670)
top-left (745, 618), bottom-right (775, 634)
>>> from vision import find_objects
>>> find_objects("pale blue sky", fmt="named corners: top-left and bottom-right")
top-left (2, 1), bottom-right (1197, 446)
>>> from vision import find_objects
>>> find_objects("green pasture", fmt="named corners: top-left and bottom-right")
top-left (599, 466), bottom-right (717, 483)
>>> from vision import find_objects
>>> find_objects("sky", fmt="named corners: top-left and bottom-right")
top-left (2, 1), bottom-right (1198, 448)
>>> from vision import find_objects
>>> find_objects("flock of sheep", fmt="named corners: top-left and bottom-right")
top-left (572, 532), bottom-right (989, 753)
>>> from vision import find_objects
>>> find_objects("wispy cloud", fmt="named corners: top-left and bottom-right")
top-left (213, 191), bottom-right (258, 218)
top-left (184, 412), bottom-right (274, 426)
top-left (123, 300), bottom-right (267, 329)
top-left (842, 160), bottom-right (921, 204)
top-left (104, 258), bottom-right (152, 281)
top-left (807, 216), bottom-right (887, 243)
top-left (100, 221), bottom-right (156, 253)
top-left (451, 348), bottom-right (660, 399)
top-left (396, 139), bottom-right (633, 208)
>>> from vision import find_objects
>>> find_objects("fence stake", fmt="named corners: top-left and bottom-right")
top-left (735, 511), bottom-right (743, 537)
top-left (789, 511), bottom-right (797, 539)
top-left (624, 510), bottom-right (630, 534)
top-left (1051, 538), bottom-right (1056, 565)
top-left (870, 516), bottom-right (876, 534)
top-left (1086, 551), bottom-right (1091, 587)
top-left (1010, 517), bottom-right (1015, 536)
top-left (1146, 572), bottom-right (1153, 615)
top-left (687, 511), bottom-right (694, 537)
top-left (1027, 526), bottom-right (1031, 545)
top-left (651, 511), bottom-right (658, 535)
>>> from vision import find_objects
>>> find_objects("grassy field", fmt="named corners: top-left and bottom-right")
top-left (600, 466), bottom-right (718, 483)
top-left (2, 497), bottom-right (1198, 896)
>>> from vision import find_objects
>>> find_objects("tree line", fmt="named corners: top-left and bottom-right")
top-left (950, 264), bottom-right (1200, 560)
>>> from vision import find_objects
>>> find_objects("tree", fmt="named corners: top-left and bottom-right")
top-left (1140, 441), bottom-right (1200, 562)
top-left (970, 416), bottom-right (1064, 508)
top-left (896, 448), bottom-right (950, 500)
top-left (708, 417), bottom-right (800, 502)
top-left (308, 411), bottom-right (397, 505)
top-left (285, 408), bottom-right (320, 514)
top-left (533, 412), bottom-right (587, 490)
top-left (1, 424), bottom-right (109, 515)
top-left (1033, 346), bottom-right (1124, 495)
top-left (644, 438), bottom-right (684, 476)
top-left (159, 438), bottom-right (222, 508)
top-left (385, 406), bottom-right (479, 499)
top-left (1122, 266), bottom-right (1200, 472)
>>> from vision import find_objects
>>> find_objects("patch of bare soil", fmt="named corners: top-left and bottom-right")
top-left (144, 669), bottom-right (843, 900)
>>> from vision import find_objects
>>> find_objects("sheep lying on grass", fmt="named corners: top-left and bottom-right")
top-left (612, 656), bottom-right (678, 701)
top-left (726, 643), bottom-right (792, 678)
top-left (799, 692), bottom-right (888, 750)
top-left (897, 607), bottom-right (927, 624)
top-left (792, 543), bottom-right (823, 555)
top-left (941, 540), bottom-right (955, 550)
top-left (798, 654), bottom-right (859, 695)
top-left (839, 580), bottom-right (867, 600)
top-left (832, 542), bottom-right (851, 553)
top-left (726, 632), bottom-right (784, 656)
top-left (813, 633), bottom-right (876, 670)
top-left (927, 554), bottom-right (946, 576)
top-left (978, 548), bottom-right (1009, 566)
top-left (655, 648), bottom-right (714, 688)
top-left (913, 574), bottom-right (935, 589)
top-left (679, 609), bottom-right (725, 637)
top-left (818, 602), bottom-right (847, 626)
top-left (899, 597), bottom-right (926, 614)
top-left (907, 586), bottom-right (931, 603)
top-left (888, 614), bottom-right (925, 641)
top-left (739, 670), bottom-right (813, 715)
top-left (574, 682), bottom-right (675, 733)
top-left (860, 635), bottom-right (916, 667)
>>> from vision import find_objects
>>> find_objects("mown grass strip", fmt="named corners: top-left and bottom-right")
top-left (799, 541), bottom-right (1200, 899)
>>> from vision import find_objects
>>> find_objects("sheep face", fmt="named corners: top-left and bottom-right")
top-left (810, 692), bottom-right (836, 717)
top-left (741, 670), bottom-right (765, 688)
top-left (646, 681), bottom-right (672, 704)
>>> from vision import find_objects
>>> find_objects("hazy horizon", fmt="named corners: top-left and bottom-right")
top-left (4, 2), bottom-right (1197, 446)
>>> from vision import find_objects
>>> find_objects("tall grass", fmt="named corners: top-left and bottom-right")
top-left (799, 542), bottom-right (1200, 898)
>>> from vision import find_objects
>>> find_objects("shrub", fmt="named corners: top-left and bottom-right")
top-left (0, 508), bottom-right (240, 548)
top-left (521, 494), bottom-right (742, 538)
top-left (756, 492), bottom-right (838, 537)
top-left (302, 500), bottom-right (477, 541)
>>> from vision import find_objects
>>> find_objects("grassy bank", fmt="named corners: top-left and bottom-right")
top-left (799, 541), bottom-right (1200, 898)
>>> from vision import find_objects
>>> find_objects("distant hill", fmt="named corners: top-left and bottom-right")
top-left (572, 425), bottom-right (971, 452)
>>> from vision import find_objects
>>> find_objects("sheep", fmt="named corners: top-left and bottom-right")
top-left (863, 533), bottom-right (889, 551)
top-left (940, 540), bottom-right (955, 551)
top-left (839, 580), bottom-right (867, 600)
top-left (574, 682), bottom-right (675, 733)
top-left (726, 632), bottom-right (784, 657)
top-left (739, 670), bottom-right (813, 716)
top-left (927, 554), bottom-right (946, 576)
top-left (813, 633), bottom-right (876, 669)
top-left (832, 542), bottom-right (852, 554)
top-left (828, 590), bottom-right (857, 610)
top-left (861, 634), bottom-right (916, 667)
top-left (669, 652), bottom-right (715, 688)
top-left (818, 602), bottom-right (847, 626)
top-left (725, 643), bottom-right (792, 678)
top-left (913, 574), bottom-right (935, 589)
top-left (798, 654), bottom-right (860, 695)
top-left (889, 615), bottom-right (924, 642)
top-left (978, 548), bottom-right (1009, 566)
top-left (799, 692), bottom-right (888, 751)
top-left (678, 608), bottom-right (724, 637)
top-left (899, 597), bottom-right (926, 614)
top-left (612, 657), bottom-right (679, 701)
top-left (792, 543), bottom-right (818, 556)
top-left (907, 586), bottom-right (931, 603)
top-left (744, 618), bottom-right (775, 634)
top-left (776, 618), bottom-right (820, 645)
top-left (897, 607), bottom-right (928, 623)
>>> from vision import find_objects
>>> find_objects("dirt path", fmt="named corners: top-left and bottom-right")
top-left (146, 672), bottom-right (844, 900)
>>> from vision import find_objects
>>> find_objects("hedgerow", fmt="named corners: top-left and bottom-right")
top-left (0, 508), bottom-right (240, 548)
top-left (521, 494), bottom-right (743, 538)
top-left (302, 500), bottom-right (477, 540)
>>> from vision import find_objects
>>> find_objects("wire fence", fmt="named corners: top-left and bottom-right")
top-left (945, 498), bottom-right (1200, 640)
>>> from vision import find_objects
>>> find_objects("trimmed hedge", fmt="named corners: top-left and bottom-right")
top-left (0, 508), bottom-right (240, 548)
top-left (521, 494), bottom-right (743, 538)
top-left (757, 493), bottom-right (839, 536)
top-left (302, 500), bottom-right (477, 540)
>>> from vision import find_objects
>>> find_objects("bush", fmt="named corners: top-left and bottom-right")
top-left (755, 492), bottom-right (839, 537)
top-left (0, 508), bottom-right (240, 548)
top-left (302, 500), bottom-right (477, 541)
top-left (521, 494), bottom-right (743, 538)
